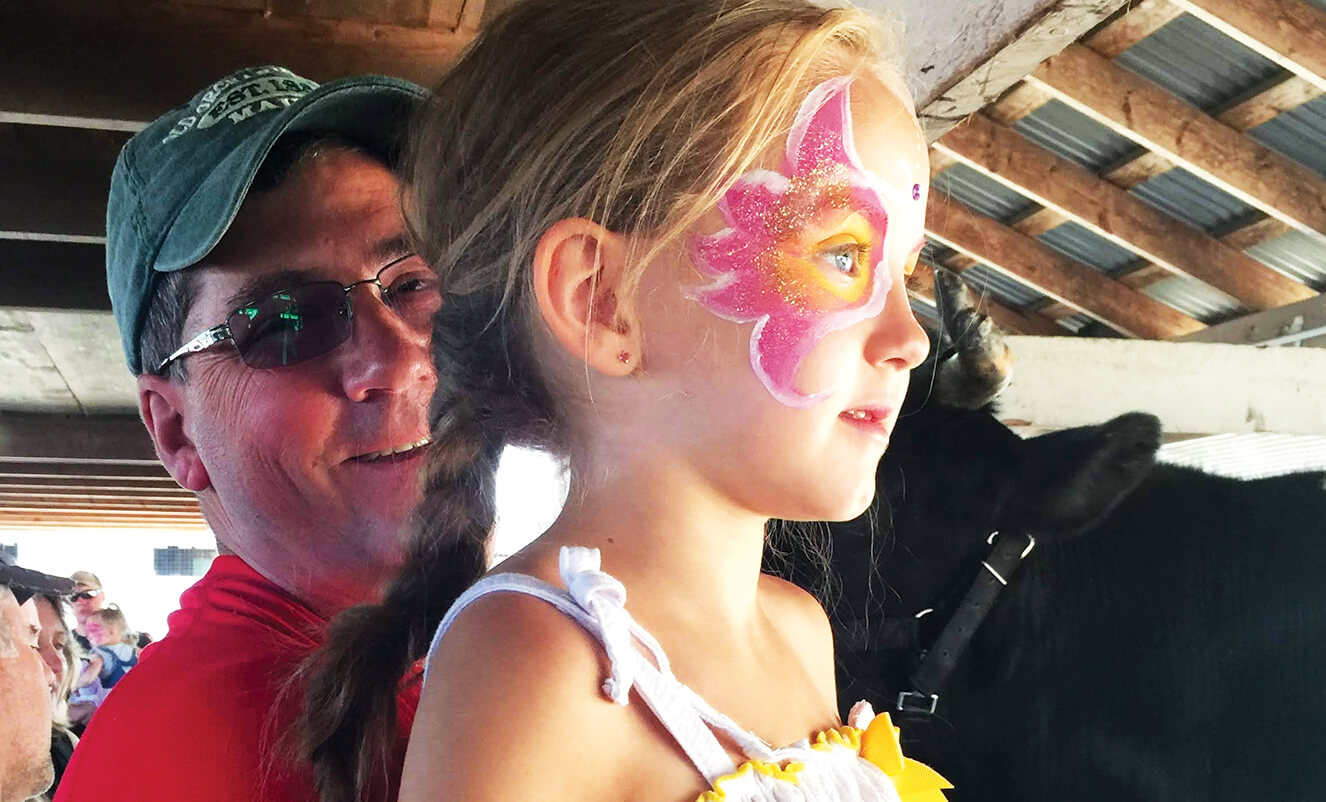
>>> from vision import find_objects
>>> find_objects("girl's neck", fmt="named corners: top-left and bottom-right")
top-left (538, 454), bottom-right (770, 634)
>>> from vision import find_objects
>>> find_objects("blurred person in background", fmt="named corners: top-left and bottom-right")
top-left (31, 594), bottom-right (80, 801)
top-left (68, 572), bottom-right (151, 651)
top-left (66, 572), bottom-right (104, 653)
top-left (0, 553), bottom-right (74, 802)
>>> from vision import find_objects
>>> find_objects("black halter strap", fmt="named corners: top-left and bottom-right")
top-left (897, 530), bottom-right (1036, 715)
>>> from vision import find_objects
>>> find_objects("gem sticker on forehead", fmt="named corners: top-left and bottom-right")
top-left (687, 76), bottom-right (898, 407)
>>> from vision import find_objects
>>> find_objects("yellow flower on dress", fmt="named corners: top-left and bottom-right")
top-left (859, 711), bottom-right (953, 801)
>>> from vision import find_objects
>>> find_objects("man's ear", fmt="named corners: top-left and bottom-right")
top-left (531, 218), bottom-right (639, 376)
top-left (137, 374), bottom-right (211, 492)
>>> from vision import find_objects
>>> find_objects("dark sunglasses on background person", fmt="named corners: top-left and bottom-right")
top-left (155, 253), bottom-right (442, 374)
top-left (70, 588), bottom-right (103, 602)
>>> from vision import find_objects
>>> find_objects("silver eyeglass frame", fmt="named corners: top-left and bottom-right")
top-left (154, 253), bottom-right (420, 374)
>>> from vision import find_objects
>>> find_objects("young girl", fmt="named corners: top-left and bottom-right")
top-left (302, 1), bottom-right (947, 800)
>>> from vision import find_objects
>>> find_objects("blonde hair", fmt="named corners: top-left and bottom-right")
top-left (300, 3), bottom-right (910, 799)
top-left (87, 606), bottom-right (126, 631)
top-left (408, 0), bottom-right (906, 458)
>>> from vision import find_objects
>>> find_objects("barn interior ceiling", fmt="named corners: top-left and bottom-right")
top-left (0, 0), bottom-right (1323, 527)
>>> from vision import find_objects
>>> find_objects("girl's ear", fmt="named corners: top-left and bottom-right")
top-left (531, 218), bottom-right (639, 376)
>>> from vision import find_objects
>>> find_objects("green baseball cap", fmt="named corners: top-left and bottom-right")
top-left (107, 65), bottom-right (427, 375)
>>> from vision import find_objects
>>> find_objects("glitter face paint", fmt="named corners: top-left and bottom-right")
top-left (687, 76), bottom-right (911, 407)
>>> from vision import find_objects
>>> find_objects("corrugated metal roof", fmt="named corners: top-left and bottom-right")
top-left (920, 238), bottom-right (952, 265)
top-left (1056, 313), bottom-right (1092, 334)
top-left (1245, 230), bottom-right (1326, 290)
top-left (1014, 99), bottom-right (1138, 173)
top-left (920, 239), bottom-right (1052, 310)
top-left (931, 164), bottom-right (1034, 223)
top-left (959, 262), bottom-right (1047, 309)
top-left (1037, 221), bottom-right (1139, 276)
top-left (1129, 168), bottom-right (1255, 232)
top-left (1142, 274), bottom-right (1244, 323)
top-left (1158, 434), bottom-right (1326, 480)
top-left (1249, 94), bottom-right (1326, 178)
top-left (1115, 13), bottom-right (1281, 112)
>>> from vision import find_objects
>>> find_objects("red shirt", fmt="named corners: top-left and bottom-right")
top-left (56, 556), bottom-right (419, 801)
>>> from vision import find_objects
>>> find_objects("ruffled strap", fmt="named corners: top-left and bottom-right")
top-left (424, 546), bottom-right (739, 785)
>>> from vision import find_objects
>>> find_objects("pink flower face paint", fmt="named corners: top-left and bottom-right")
top-left (687, 76), bottom-right (903, 407)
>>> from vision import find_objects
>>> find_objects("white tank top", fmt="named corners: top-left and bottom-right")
top-left (424, 546), bottom-right (951, 802)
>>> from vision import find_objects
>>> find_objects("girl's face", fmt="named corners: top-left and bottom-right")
top-left (628, 77), bottom-right (930, 522)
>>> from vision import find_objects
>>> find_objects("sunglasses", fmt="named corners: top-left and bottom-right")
top-left (70, 589), bottom-right (102, 602)
top-left (156, 254), bottom-right (442, 373)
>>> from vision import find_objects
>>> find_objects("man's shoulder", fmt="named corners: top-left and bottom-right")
top-left (56, 628), bottom-right (314, 800)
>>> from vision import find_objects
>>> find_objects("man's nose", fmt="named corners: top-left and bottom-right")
top-left (335, 292), bottom-right (437, 402)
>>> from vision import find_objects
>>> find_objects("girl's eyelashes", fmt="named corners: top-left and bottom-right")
top-left (817, 239), bottom-right (871, 278)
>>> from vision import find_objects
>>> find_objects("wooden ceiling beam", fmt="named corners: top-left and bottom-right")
top-left (926, 198), bottom-right (1205, 339)
top-left (1084, 0), bottom-right (1184, 57)
top-left (911, 261), bottom-right (1067, 337)
top-left (0, 462), bottom-right (172, 480)
top-left (1218, 75), bottom-right (1324, 131)
top-left (935, 113), bottom-right (1316, 309)
top-left (0, 514), bottom-right (206, 530)
top-left (0, 0), bottom-right (470, 130)
top-left (1167, 0), bottom-right (1326, 94)
top-left (1179, 293), bottom-right (1326, 347)
top-left (915, 0), bottom-right (1130, 141)
top-left (0, 125), bottom-right (126, 241)
top-left (0, 241), bottom-right (110, 311)
top-left (0, 496), bottom-right (200, 512)
top-left (985, 0), bottom-right (1180, 125)
top-left (1028, 43), bottom-right (1326, 237)
top-left (0, 414), bottom-right (157, 463)
top-left (0, 478), bottom-right (182, 492)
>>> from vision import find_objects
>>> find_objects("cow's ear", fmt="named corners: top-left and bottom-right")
top-left (1013, 412), bottom-right (1161, 536)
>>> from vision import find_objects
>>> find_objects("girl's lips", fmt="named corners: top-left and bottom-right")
top-left (839, 407), bottom-right (893, 439)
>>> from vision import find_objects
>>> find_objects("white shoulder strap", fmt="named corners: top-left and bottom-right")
top-left (423, 547), bottom-right (741, 784)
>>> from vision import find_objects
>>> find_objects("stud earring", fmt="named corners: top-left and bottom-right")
top-left (617, 351), bottom-right (632, 364)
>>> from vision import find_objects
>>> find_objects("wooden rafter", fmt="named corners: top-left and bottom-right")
top-left (1085, 0), bottom-right (1184, 57)
top-left (1167, 0), bottom-right (1326, 94)
top-left (910, 261), bottom-right (1066, 337)
top-left (986, 2), bottom-right (1323, 249)
top-left (0, 414), bottom-right (157, 463)
top-left (0, 125), bottom-right (126, 241)
top-left (934, 113), bottom-right (1316, 310)
top-left (1027, 43), bottom-right (1326, 237)
top-left (1218, 75), bottom-right (1323, 130)
top-left (0, 241), bottom-right (109, 311)
top-left (925, 198), bottom-right (1205, 339)
top-left (916, 0), bottom-right (1131, 141)
top-left (0, 0), bottom-right (472, 130)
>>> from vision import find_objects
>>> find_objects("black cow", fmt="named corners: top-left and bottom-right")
top-left (774, 270), bottom-right (1326, 801)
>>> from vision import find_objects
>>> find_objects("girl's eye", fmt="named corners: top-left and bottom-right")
top-left (820, 242), bottom-right (869, 278)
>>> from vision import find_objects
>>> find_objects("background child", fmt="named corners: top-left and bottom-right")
top-left (69, 607), bottom-right (139, 726)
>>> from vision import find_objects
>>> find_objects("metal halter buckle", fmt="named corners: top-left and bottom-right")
top-left (896, 691), bottom-right (939, 715)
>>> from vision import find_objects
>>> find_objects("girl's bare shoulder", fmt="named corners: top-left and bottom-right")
top-left (402, 588), bottom-right (634, 800)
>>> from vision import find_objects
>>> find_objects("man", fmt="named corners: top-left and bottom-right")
top-left (56, 66), bottom-right (435, 800)
top-left (67, 571), bottom-right (150, 653)
top-left (66, 571), bottom-right (105, 652)
top-left (0, 554), bottom-right (74, 802)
